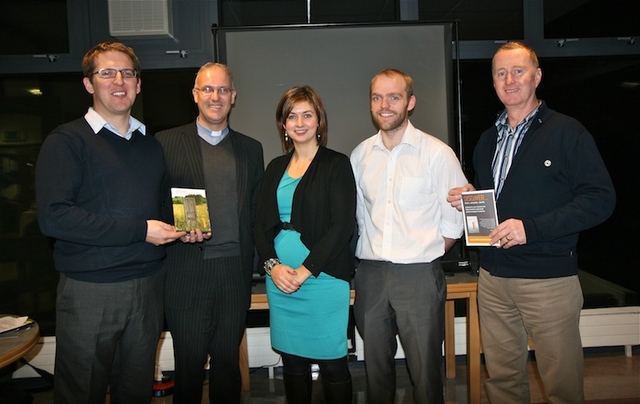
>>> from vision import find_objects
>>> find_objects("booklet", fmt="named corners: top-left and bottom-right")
top-left (0, 315), bottom-right (33, 335)
top-left (170, 187), bottom-right (211, 232)
top-left (460, 189), bottom-right (499, 246)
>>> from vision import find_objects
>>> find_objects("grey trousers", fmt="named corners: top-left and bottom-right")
top-left (353, 259), bottom-right (446, 404)
top-left (54, 269), bottom-right (165, 404)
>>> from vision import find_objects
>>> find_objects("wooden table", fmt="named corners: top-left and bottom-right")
top-left (240, 272), bottom-right (480, 404)
top-left (0, 321), bottom-right (40, 368)
top-left (443, 272), bottom-right (481, 404)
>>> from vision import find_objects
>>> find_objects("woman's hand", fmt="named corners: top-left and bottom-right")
top-left (271, 264), bottom-right (312, 294)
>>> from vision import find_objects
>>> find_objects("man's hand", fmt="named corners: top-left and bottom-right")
top-left (180, 229), bottom-right (212, 244)
top-left (447, 183), bottom-right (476, 211)
top-left (146, 220), bottom-right (186, 246)
top-left (489, 218), bottom-right (526, 249)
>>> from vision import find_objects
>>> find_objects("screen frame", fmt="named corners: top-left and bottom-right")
top-left (213, 22), bottom-right (461, 165)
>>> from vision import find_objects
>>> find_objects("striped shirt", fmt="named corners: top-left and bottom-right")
top-left (492, 104), bottom-right (540, 198)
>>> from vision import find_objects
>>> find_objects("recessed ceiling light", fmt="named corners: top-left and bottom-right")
top-left (620, 82), bottom-right (639, 88)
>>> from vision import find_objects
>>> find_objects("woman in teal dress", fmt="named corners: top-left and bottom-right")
top-left (254, 86), bottom-right (356, 403)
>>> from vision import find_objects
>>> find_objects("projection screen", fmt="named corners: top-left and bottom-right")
top-left (214, 22), bottom-right (457, 164)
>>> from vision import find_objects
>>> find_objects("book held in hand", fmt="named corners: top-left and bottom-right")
top-left (461, 189), bottom-right (499, 246)
top-left (171, 188), bottom-right (211, 232)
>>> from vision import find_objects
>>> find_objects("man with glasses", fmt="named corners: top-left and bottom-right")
top-left (155, 62), bottom-right (264, 403)
top-left (35, 42), bottom-right (184, 403)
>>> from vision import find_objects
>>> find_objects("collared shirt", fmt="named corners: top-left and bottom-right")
top-left (196, 119), bottom-right (229, 146)
top-left (84, 107), bottom-right (145, 140)
top-left (350, 121), bottom-right (467, 264)
top-left (492, 104), bottom-right (540, 198)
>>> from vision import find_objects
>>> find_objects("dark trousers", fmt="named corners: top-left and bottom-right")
top-left (54, 269), bottom-right (165, 404)
top-left (353, 260), bottom-right (445, 404)
top-left (165, 255), bottom-right (248, 404)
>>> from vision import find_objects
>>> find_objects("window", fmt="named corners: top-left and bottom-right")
top-left (219, 0), bottom-right (397, 26)
top-left (544, 0), bottom-right (640, 39)
top-left (0, 0), bottom-right (70, 55)
top-left (418, 0), bottom-right (524, 40)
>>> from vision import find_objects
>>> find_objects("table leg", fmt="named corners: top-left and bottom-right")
top-left (445, 299), bottom-right (456, 378)
top-left (467, 292), bottom-right (481, 404)
top-left (240, 329), bottom-right (250, 392)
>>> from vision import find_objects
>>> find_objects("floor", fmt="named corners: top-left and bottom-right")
top-left (19, 346), bottom-right (639, 403)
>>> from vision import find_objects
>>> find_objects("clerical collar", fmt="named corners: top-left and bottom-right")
top-left (196, 119), bottom-right (229, 146)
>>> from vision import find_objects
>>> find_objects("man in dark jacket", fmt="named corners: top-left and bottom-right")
top-left (155, 62), bottom-right (264, 403)
top-left (448, 42), bottom-right (616, 403)
top-left (35, 42), bottom-right (184, 403)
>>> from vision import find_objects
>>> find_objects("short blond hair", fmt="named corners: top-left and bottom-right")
top-left (492, 41), bottom-right (540, 74)
top-left (370, 68), bottom-right (414, 98)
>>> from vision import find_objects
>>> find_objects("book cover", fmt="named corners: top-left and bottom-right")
top-left (170, 187), bottom-right (211, 232)
top-left (461, 189), bottom-right (499, 246)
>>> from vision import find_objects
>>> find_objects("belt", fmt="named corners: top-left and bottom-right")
top-left (276, 221), bottom-right (296, 232)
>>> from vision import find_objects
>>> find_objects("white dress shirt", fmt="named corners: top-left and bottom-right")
top-left (350, 121), bottom-right (467, 264)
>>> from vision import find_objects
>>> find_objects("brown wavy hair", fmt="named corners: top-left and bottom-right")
top-left (275, 85), bottom-right (328, 154)
top-left (82, 42), bottom-right (141, 81)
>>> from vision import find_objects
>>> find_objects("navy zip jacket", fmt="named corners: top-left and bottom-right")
top-left (473, 101), bottom-right (616, 278)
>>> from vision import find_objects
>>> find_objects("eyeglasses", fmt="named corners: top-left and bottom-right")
top-left (91, 68), bottom-right (139, 79)
top-left (194, 86), bottom-right (234, 96)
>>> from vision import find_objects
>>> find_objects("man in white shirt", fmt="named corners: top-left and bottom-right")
top-left (350, 68), bottom-right (467, 404)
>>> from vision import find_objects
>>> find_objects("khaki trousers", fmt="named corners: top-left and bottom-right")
top-left (478, 268), bottom-right (584, 404)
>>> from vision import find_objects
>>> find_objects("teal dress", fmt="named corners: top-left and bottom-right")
top-left (266, 172), bottom-right (350, 360)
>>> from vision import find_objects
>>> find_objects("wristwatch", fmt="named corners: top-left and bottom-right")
top-left (263, 258), bottom-right (281, 276)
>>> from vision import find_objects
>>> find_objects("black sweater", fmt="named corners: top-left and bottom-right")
top-left (473, 102), bottom-right (616, 278)
top-left (254, 147), bottom-right (356, 281)
top-left (35, 118), bottom-right (166, 282)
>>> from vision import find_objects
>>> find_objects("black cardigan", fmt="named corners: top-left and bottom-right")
top-left (253, 146), bottom-right (356, 281)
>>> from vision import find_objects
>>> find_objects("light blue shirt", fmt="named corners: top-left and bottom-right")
top-left (84, 107), bottom-right (145, 140)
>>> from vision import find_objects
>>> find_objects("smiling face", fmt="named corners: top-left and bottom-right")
top-left (370, 72), bottom-right (416, 139)
top-left (492, 47), bottom-right (542, 114)
top-left (82, 50), bottom-right (141, 121)
top-left (283, 101), bottom-right (319, 147)
top-left (192, 65), bottom-right (237, 131)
